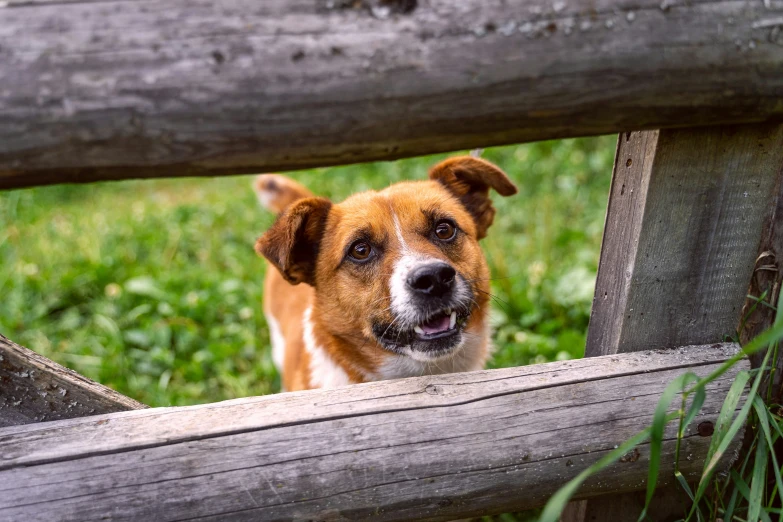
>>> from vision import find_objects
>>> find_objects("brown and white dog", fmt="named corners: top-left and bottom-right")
top-left (254, 156), bottom-right (517, 392)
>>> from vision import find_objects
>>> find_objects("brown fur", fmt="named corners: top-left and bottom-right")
top-left (255, 158), bottom-right (517, 391)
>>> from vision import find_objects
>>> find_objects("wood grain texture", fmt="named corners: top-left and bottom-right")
top-left (0, 344), bottom-right (747, 521)
top-left (587, 124), bottom-right (783, 356)
top-left (583, 131), bottom-right (659, 356)
top-left (1, 0), bottom-right (782, 188)
top-left (575, 123), bottom-right (783, 521)
top-left (0, 334), bottom-right (146, 427)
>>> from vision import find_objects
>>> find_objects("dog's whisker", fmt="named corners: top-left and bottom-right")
top-left (474, 288), bottom-right (512, 311)
top-left (464, 275), bottom-right (517, 283)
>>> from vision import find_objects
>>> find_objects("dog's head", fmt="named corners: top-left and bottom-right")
top-left (256, 156), bottom-right (517, 362)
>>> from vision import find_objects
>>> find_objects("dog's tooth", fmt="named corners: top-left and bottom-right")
top-left (449, 312), bottom-right (457, 329)
top-left (414, 325), bottom-right (424, 335)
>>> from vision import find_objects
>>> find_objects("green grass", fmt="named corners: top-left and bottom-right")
top-left (0, 137), bottom-right (614, 407)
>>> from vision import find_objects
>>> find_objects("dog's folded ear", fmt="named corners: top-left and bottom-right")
top-left (255, 197), bottom-right (332, 286)
top-left (429, 156), bottom-right (517, 240)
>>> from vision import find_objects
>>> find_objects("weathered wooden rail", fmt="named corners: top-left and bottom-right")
top-left (0, 335), bottom-right (145, 428)
top-left (0, 345), bottom-right (746, 521)
top-left (2, 0), bottom-right (783, 520)
top-left (1, 0), bottom-right (782, 188)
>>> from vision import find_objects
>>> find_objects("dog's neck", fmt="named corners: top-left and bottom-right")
top-left (303, 300), bottom-right (491, 387)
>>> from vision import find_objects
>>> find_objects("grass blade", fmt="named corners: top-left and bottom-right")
top-left (766, 405), bottom-right (783, 440)
top-left (541, 318), bottom-right (783, 522)
top-left (689, 320), bottom-right (783, 392)
top-left (538, 427), bottom-right (658, 522)
top-left (724, 437), bottom-right (755, 521)
top-left (681, 386), bottom-right (706, 438)
top-left (723, 475), bottom-right (741, 520)
top-left (675, 471), bottom-right (694, 502)
top-left (691, 349), bottom-right (772, 520)
top-left (688, 371), bottom-right (750, 517)
top-left (638, 372), bottom-right (700, 521)
top-left (752, 395), bottom-right (783, 509)
top-left (731, 468), bottom-right (752, 502)
top-left (747, 423), bottom-right (769, 522)
top-left (701, 371), bottom-right (751, 520)
top-left (704, 371), bottom-right (750, 462)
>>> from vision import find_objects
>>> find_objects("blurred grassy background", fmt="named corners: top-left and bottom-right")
top-left (0, 137), bottom-right (614, 407)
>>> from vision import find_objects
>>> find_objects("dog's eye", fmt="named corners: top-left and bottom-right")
top-left (434, 220), bottom-right (457, 241)
top-left (349, 241), bottom-right (372, 261)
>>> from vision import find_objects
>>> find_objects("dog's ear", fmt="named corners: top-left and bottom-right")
top-left (255, 197), bottom-right (332, 286)
top-left (429, 156), bottom-right (517, 240)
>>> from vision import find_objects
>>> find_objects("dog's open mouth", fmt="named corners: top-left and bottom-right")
top-left (413, 309), bottom-right (457, 339)
top-left (372, 306), bottom-right (470, 355)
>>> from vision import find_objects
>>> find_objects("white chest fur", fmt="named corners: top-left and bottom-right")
top-left (302, 307), bottom-right (352, 389)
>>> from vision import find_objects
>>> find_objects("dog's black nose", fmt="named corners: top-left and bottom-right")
top-left (407, 263), bottom-right (456, 298)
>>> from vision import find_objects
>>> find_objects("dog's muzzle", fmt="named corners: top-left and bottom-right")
top-left (374, 260), bottom-right (474, 358)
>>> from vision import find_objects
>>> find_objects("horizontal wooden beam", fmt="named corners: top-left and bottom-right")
top-left (1, 0), bottom-right (782, 188)
top-left (0, 344), bottom-right (746, 521)
top-left (0, 334), bottom-right (146, 427)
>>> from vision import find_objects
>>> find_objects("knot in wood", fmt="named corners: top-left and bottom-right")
top-left (424, 384), bottom-right (441, 395)
top-left (697, 421), bottom-right (714, 437)
top-left (619, 448), bottom-right (640, 463)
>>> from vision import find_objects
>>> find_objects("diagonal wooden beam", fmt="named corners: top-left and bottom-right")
top-left (0, 334), bottom-right (146, 428)
top-left (588, 124), bottom-right (783, 356)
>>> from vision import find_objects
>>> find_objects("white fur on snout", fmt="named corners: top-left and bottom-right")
top-left (388, 212), bottom-right (471, 329)
top-left (389, 212), bottom-right (422, 326)
top-left (389, 257), bottom-right (473, 331)
top-left (389, 253), bottom-right (431, 326)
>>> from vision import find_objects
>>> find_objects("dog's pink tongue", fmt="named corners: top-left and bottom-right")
top-left (420, 314), bottom-right (451, 335)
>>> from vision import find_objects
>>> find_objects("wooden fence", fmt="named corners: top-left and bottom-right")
top-left (1, 0), bottom-right (783, 520)
top-left (0, 344), bottom-right (749, 521)
top-left (1, 0), bottom-right (782, 188)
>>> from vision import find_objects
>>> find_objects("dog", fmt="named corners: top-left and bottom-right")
top-left (254, 156), bottom-right (517, 391)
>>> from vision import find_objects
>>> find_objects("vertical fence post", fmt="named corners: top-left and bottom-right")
top-left (563, 123), bottom-right (783, 521)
